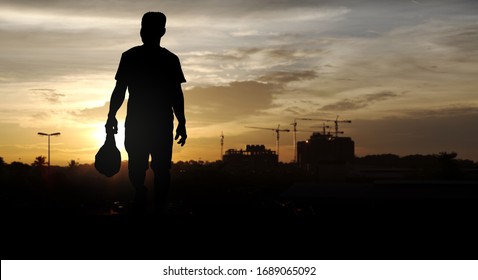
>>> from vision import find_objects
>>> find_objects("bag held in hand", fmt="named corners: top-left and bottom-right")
top-left (95, 132), bottom-right (121, 177)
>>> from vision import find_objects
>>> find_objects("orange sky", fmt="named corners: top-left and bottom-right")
top-left (1, 0), bottom-right (477, 165)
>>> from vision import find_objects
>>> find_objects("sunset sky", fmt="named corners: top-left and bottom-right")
top-left (1, 0), bottom-right (477, 165)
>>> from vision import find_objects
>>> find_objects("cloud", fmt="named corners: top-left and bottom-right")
top-left (182, 47), bottom-right (323, 86)
top-left (31, 112), bottom-right (51, 120)
top-left (185, 81), bottom-right (276, 122)
top-left (258, 70), bottom-right (318, 84)
top-left (184, 47), bottom-right (317, 67)
top-left (30, 88), bottom-right (65, 104)
top-left (231, 30), bottom-right (260, 37)
top-left (320, 91), bottom-right (401, 111)
top-left (71, 103), bottom-right (108, 121)
top-left (440, 23), bottom-right (478, 55)
top-left (71, 101), bottom-right (126, 122)
top-left (71, 80), bottom-right (276, 125)
top-left (350, 107), bottom-right (478, 161)
top-left (403, 103), bottom-right (478, 118)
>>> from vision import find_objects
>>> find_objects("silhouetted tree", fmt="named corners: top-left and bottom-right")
top-left (437, 151), bottom-right (457, 160)
top-left (0, 156), bottom-right (5, 172)
top-left (32, 156), bottom-right (47, 167)
top-left (67, 160), bottom-right (79, 169)
top-left (435, 151), bottom-right (460, 180)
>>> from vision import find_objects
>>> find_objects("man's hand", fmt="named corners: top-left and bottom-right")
top-left (105, 116), bottom-right (118, 134)
top-left (175, 123), bottom-right (187, 146)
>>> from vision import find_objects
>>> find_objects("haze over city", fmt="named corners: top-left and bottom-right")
top-left (1, 0), bottom-right (477, 165)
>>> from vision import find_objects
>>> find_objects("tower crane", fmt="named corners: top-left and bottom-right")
top-left (315, 115), bottom-right (352, 138)
top-left (290, 117), bottom-right (351, 162)
top-left (320, 123), bottom-right (332, 136)
top-left (291, 118), bottom-right (329, 162)
top-left (245, 125), bottom-right (290, 161)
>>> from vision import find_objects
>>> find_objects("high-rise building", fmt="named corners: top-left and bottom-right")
top-left (297, 133), bottom-right (355, 167)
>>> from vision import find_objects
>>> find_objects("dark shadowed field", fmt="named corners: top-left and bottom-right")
top-left (2, 158), bottom-right (477, 259)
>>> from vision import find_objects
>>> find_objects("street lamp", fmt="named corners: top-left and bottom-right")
top-left (38, 132), bottom-right (61, 167)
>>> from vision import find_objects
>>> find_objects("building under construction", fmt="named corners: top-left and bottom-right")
top-left (223, 145), bottom-right (278, 165)
top-left (297, 132), bottom-right (355, 167)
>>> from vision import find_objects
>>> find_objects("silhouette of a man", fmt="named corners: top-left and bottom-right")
top-left (105, 12), bottom-right (187, 215)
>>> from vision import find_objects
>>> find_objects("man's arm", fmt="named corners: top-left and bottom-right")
top-left (172, 83), bottom-right (187, 146)
top-left (105, 80), bottom-right (127, 134)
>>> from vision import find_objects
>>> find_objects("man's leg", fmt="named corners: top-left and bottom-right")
top-left (151, 130), bottom-right (173, 215)
top-left (125, 128), bottom-right (150, 215)
top-left (128, 152), bottom-right (149, 212)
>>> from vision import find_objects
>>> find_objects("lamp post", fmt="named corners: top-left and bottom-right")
top-left (38, 132), bottom-right (61, 167)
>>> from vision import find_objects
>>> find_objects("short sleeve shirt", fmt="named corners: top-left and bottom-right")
top-left (115, 45), bottom-right (186, 125)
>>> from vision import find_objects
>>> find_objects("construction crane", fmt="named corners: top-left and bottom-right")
top-left (291, 118), bottom-right (328, 162)
top-left (307, 122), bottom-right (333, 135)
top-left (245, 125), bottom-right (290, 161)
top-left (290, 117), bottom-right (351, 162)
top-left (220, 131), bottom-right (224, 160)
top-left (315, 115), bottom-right (352, 138)
top-left (320, 123), bottom-right (332, 136)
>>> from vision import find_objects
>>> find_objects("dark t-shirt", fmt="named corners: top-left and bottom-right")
top-left (115, 45), bottom-right (186, 126)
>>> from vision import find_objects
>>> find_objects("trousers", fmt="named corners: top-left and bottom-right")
top-left (124, 122), bottom-right (173, 211)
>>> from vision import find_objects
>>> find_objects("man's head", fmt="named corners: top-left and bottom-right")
top-left (140, 12), bottom-right (166, 45)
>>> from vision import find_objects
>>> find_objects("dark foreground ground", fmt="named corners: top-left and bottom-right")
top-left (3, 182), bottom-right (477, 260)
top-left (2, 162), bottom-right (478, 259)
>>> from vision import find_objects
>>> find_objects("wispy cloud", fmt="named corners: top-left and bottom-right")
top-left (351, 109), bottom-right (478, 160)
top-left (320, 91), bottom-right (402, 111)
top-left (71, 80), bottom-right (277, 125)
top-left (185, 81), bottom-right (276, 122)
top-left (440, 23), bottom-right (478, 55)
top-left (403, 103), bottom-right (478, 118)
top-left (31, 112), bottom-right (51, 120)
top-left (258, 70), bottom-right (318, 84)
top-left (30, 88), bottom-right (65, 104)
top-left (71, 102), bottom-right (126, 121)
